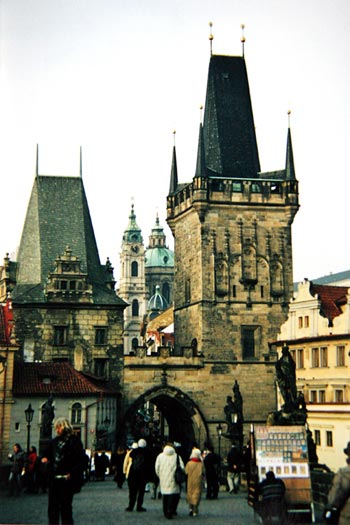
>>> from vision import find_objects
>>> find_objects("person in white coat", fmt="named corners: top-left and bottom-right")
top-left (155, 443), bottom-right (185, 520)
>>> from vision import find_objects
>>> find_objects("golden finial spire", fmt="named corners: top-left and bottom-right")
top-left (241, 24), bottom-right (246, 57)
top-left (209, 21), bottom-right (214, 56)
top-left (199, 105), bottom-right (203, 125)
top-left (287, 110), bottom-right (291, 128)
top-left (173, 129), bottom-right (176, 146)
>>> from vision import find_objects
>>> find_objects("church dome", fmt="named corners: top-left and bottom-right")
top-left (145, 215), bottom-right (174, 268)
top-left (148, 285), bottom-right (168, 312)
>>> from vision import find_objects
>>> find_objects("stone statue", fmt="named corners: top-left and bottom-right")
top-left (224, 395), bottom-right (236, 432)
top-left (232, 380), bottom-right (243, 424)
top-left (41, 394), bottom-right (55, 438)
top-left (275, 345), bottom-right (297, 411)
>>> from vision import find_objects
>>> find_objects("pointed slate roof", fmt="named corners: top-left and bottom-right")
top-left (203, 55), bottom-right (260, 178)
top-left (285, 127), bottom-right (296, 180)
top-left (169, 145), bottom-right (178, 194)
top-left (195, 123), bottom-right (207, 178)
top-left (12, 175), bottom-right (124, 306)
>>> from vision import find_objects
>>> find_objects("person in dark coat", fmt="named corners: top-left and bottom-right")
top-left (258, 471), bottom-right (287, 525)
top-left (226, 444), bottom-right (242, 494)
top-left (112, 446), bottom-right (126, 488)
top-left (204, 445), bottom-right (221, 499)
top-left (125, 438), bottom-right (152, 512)
top-left (42, 417), bottom-right (85, 525)
top-left (8, 443), bottom-right (26, 496)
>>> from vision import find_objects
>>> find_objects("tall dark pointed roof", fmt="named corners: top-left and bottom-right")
top-left (203, 55), bottom-right (260, 178)
top-left (195, 123), bottom-right (207, 178)
top-left (169, 145), bottom-right (178, 194)
top-left (13, 175), bottom-right (124, 306)
top-left (285, 127), bottom-right (296, 181)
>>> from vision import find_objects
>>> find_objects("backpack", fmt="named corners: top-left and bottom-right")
top-left (131, 451), bottom-right (145, 472)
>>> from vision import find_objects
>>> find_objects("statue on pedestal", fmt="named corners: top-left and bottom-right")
top-left (41, 394), bottom-right (55, 439)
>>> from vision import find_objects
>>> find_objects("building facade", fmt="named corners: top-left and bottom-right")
top-left (277, 278), bottom-right (350, 471)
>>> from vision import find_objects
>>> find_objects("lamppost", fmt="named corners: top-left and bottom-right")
top-left (24, 403), bottom-right (34, 453)
top-left (216, 423), bottom-right (223, 458)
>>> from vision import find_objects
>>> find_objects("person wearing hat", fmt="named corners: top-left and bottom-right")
top-left (327, 442), bottom-right (350, 525)
top-left (185, 448), bottom-right (204, 517)
top-left (125, 438), bottom-right (152, 512)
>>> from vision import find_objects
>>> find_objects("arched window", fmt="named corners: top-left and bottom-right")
top-left (71, 402), bottom-right (82, 424)
top-left (162, 282), bottom-right (170, 303)
top-left (131, 261), bottom-right (138, 277)
top-left (132, 338), bottom-right (139, 350)
top-left (132, 299), bottom-right (139, 316)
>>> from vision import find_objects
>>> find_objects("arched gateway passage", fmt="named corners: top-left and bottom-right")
top-left (120, 385), bottom-right (208, 457)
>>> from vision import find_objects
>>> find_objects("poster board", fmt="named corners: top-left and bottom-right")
top-left (254, 425), bottom-right (313, 514)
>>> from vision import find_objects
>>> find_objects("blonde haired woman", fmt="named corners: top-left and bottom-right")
top-left (42, 417), bottom-right (85, 524)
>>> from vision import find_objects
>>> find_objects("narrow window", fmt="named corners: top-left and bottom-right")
top-left (131, 261), bottom-right (138, 277)
top-left (53, 326), bottom-right (67, 346)
top-left (260, 286), bottom-right (264, 298)
top-left (319, 390), bottom-right (326, 403)
top-left (131, 338), bottom-right (138, 350)
top-left (304, 316), bottom-right (310, 328)
top-left (94, 359), bottom-right (106, 377)
top-left (335, 390), bottom-right (344, 403)
top-left (320, 347), bottom-right (328, 367)
top-left (95, 328), bottom-right (107, 346)
top-left (71, 402), bottom-right (82, 424)
top-left (314, 429), bottom-right (321, 446)
top-left (326, 431), bottom-right (333, 447)
top-left (242, 327), bottom-right (255, 359)
top-left (232, 285), bottom-right (236, 298)
top-left (311, 348), bottom-right (319, 368)
top-left (336, 346), bottom-right (345, 366)
top-left (132, 299), bottom-right (139, 317)
top-left (298, 316), bottom-right (303, 329)
top-left (297, 349), bottom-right (304, 369)
top-left (310, 390), bottom-right (317, 403)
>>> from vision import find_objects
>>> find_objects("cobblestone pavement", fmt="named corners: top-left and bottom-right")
top-left (0, 478), bottom-right (321, 525)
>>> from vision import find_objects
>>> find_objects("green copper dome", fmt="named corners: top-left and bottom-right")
top-left (145, 215), bottom-right (174, 268)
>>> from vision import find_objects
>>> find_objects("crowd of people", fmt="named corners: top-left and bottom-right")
top-left (7, 419), bottom-right (350, 525)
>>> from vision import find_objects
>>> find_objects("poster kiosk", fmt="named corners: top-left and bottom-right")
top-left (251, 425), bottom-right (315, 523)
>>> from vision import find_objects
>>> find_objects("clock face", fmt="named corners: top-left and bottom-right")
top-left (131, 245), bottom-right (139, 253)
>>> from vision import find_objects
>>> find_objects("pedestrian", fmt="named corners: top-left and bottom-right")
top-left (112, 445), bottom-right (126, 488)
top-left (125, 438), bottom-right (152, 512)
top-left (8, 443), bottom-right (26, 496)
top-left (203, 445), bottom-right (221, 500)
top-left (98, 451), bottom-right (110, 481)
top-left (186, 448), bottom-right (204, 517)
top-left (25, 445), bottom-right (38, 493)
top-left (226, 444), bottom-right (242, 494)
top-left (327, 441), bottom-right (350, 525)
top-left (258, 470), bottom-right (287, 525)
top-left (155, 442), bottom-right (185, 520)
top-left (42, 417), bottom-right (85, 525)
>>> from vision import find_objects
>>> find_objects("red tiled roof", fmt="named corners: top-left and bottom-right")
top-left (310, 283), bottom-right (349, 323)
top-left (13, 361), bottom-right (117, 396)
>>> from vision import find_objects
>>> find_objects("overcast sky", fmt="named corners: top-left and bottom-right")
top-left (0, 0), bottom-right (349, 285)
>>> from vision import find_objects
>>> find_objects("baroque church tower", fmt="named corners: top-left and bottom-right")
top-left (118, 205), bottom-right (147, 354)
top-left (167, 54), bottom-right (299, 361)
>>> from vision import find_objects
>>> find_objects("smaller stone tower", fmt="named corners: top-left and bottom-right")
top-left (118, 205), bottom-right (148, 354)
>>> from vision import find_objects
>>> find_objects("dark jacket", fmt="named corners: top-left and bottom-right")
top-left (227, 447), bottom-right (242, 473)
top-left (47, 432), bottom-right (85, 493)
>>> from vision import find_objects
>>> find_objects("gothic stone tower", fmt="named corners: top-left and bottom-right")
top-left (166, 54), bottom-right (299, 418)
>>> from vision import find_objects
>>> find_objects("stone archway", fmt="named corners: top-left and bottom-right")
top-left (121, 385), bottom-right (209, 458)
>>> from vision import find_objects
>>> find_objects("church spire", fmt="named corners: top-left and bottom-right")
top-left (169, 132), bottom-right (178, 195)
top-left (194, 122), bottom-right (207, 178)
top-left (285, 112), bottom-right (296, 181)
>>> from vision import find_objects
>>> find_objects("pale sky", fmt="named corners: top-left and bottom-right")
top-left (0, 0), bottom-right (349, 285)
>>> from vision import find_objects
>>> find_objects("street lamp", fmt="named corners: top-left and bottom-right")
top-left (216, 423), bottom-right (223, 458)
top-left (24, 403), bottom-right (34, 453)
